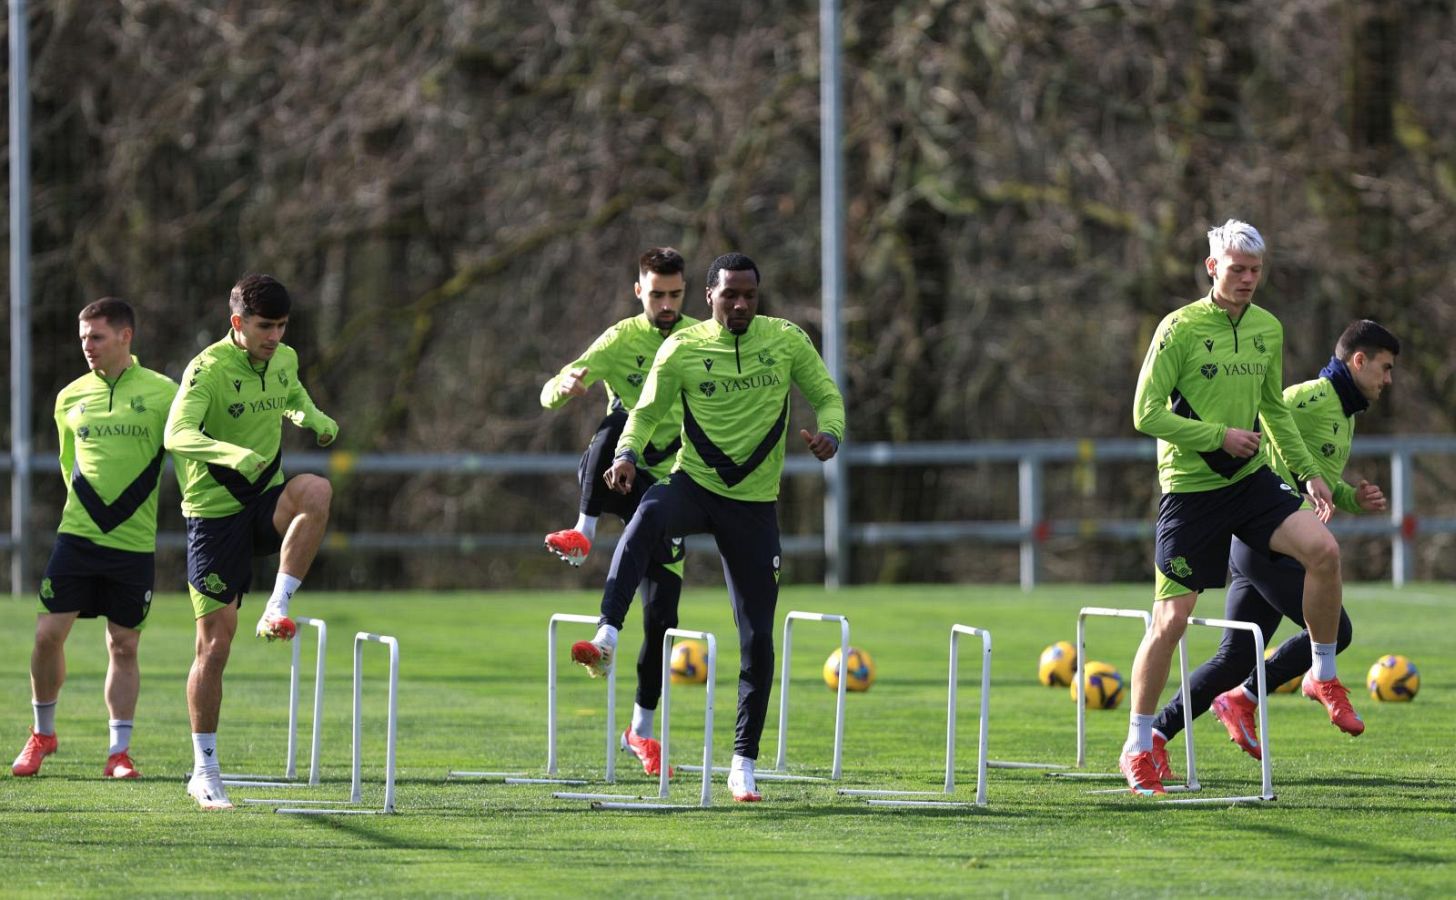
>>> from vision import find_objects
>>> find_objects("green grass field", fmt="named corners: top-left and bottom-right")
top-left (3, 583), bottom-right (1454, 897)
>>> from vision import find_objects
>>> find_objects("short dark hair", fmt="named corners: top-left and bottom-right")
top-left (229, 274), bottom-right (292, 319)
top-left (639, 247), bottom-right (686, 281)
top-left (705, 252), bottom-right (759, 291)
top-left (1335, 319), bottom-right (1400, 361)
top-left (78, 297), bottom-right (135, 332)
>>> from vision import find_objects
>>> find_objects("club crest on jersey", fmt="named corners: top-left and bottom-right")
top-left (757, 351), bottom-right (776, 366)
top-left (699, 381), bottom-right (717, 397)
top-left (1200, 363), bottom-right (1218, 380)
top-left (1253, 335), bottom-right (1267, 354)
top-left (627, 373), bottom-right (644, 387)
top-left (129, 395), bottom-right (146, 413)
top-left (228, 403), bottom-right (245, 419)
top-left (277, 372), bottom-right (289, 388)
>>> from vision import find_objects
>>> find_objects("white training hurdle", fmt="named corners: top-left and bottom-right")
top-left (222, 616), bottom-right (327, 790)
top-left (272, 632), bottom-right (399, 815)
top-left (839, 623), bottom-right (991, 808)
top-left (591, 627), bottom-right (718, 810)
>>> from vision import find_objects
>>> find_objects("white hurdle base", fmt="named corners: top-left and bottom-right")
top-left (676, 764), bottom-right (827, 783)
top-left (277, 632), bottom-right (398, 815)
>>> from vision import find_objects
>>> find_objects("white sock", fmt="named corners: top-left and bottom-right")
top-left (593, 623), bottom-right (618, 651)
top-left (1123, 713), bottom-right (1155, 754)
top-left (108, 720), bottom-right (133, 755)
top-left (574, 514), bottom-right (598, 542)
top-left (265, 572), bottom-right (302, 616)
top-left (631, 704), bottom-right (654, 739)
top-left (1311, 640), bottom-right (1338, 681)
top-left (32, 700), bottom-right (57, 736)
top-left (192, 732), bottom-right (220, 775)
top-left (730, 753), bottom-right (755, 774)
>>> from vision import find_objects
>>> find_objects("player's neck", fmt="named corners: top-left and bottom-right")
top-left (94, 356), bottom-right (133, 381)
top-left (1209, 291), bottom-right (1249, 321)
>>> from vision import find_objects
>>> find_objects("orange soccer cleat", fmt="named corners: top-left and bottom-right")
top-left (544, 529), bottom-right (591, 567)
top-left (621, 729), bottom-right (673, 777)
top-left (1118, 749), bottom-right (1166, 797)
top-left (11, 729), bottom-right (58, 777)
top-left (1302, 674), bottom-right (1365, 736)
top-left (103, 750), bottom-right (141, 779)
top-left (1211, 687), bottom-right (1263, 760)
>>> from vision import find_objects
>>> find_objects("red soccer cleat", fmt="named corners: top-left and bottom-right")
top-left (1302, 674), bottom-right (1365, 736)
top-left (544, 529), bottom-right (591, 567)
top-left (103, 750), bottom-right (141, 779)
top-left (1211, 687), bottom-right (1263, 760)
top-left (621, 729), bottom-right (673, 777)
top-left (1151, 733), bottom-right (1177, 784)
top-left (1118, 749), bottom-right (1166, 796)
top-left (12, 729), bottom-right (58, 777)
top-left (570, 640), bottom-right (613, 678)
top-left (255, 612), bottom-right (297, 643)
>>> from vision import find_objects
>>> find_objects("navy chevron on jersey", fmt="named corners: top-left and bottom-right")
top-left (54, 358), bottom-right (178, 552)
top-left (1132, 295), bottom-right (1318, 494)
top-left (619, 315), bottom-right (845, 501)
top-left (166, 334), bottom-right (337, 518)
top-left (540, 312), bottom-right (699, 480)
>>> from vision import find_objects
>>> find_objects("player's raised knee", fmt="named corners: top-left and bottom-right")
top-left (292, 474), bottom-right (333, 514)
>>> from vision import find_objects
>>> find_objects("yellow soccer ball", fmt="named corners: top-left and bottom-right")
top-left (1265, 647), bottom-right (1302, 694)
top-left (1071, 660), bottom-right (1124, 709)
top-left (1367, 654), bottom-right (1419, 702)
top-left (669, 640), bottom-right (710, 685)
top-left (823, 646), bottom-right (877, 692)
top-left (1038, 640), bottom-right (1077, 687)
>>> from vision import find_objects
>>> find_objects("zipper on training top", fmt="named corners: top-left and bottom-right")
top-left (102, 364), bottom-right (131, 412)
top-left (734, 334), bottom-right (742, 373)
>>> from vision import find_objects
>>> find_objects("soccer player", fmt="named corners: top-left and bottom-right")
top-left (1147, 320), bottom-right (1398, 775)
top-left (11, 299), bottom-right (177, 780)
top-left (164, 274), bottom-right (338, 810)
top-left (539, 247), bottom-right (700, 775)
top-left (571, 252), bottom-right (845, 802)
top-left (1123, 220), bottom-right (1353, 797)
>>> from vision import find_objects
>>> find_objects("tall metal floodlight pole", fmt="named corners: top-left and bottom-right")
top-left (10, 0), bottom-right (34, 595)
top-left (820, 0), bottom-right (849, 588)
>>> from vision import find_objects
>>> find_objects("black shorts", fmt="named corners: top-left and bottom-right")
top-left (186, 482), bottom-right (286, 613)
top-left (1154, 467), bottom-right (1303, 598)
top-left (40, 533), bottom-right (155, 630)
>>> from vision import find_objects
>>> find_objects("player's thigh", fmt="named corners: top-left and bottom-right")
top-left (186, 511), bottom-right (261, 618)
top-left (1266, 508), bottom-right (1338, 571)
top-left (711, 499), bottom-right (782, 632)
top-left (1228, 538), bottom-right (1305, 627)
top-left (271, 474), bottom-right (331, 535)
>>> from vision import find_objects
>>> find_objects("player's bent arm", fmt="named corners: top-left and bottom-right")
top-left (164, 372), bottom-right (266, 473)
top-left (541, 329), bottom-right (618, 409)
top-left (284, 379), bottom-right (338, 446)
top-left (788, 327), bottom-right (846, 444)
top-left (1256, 356), bottom-right (1319, 485)
top-left (1131, 333), bottom-right (1224, 450)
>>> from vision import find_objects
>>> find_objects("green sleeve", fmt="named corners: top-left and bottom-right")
top-left (285, 378), bottom-right (338, 444)
top-left (618, 339), bottom-right (681, 457)
top-left (165, 362), bottom-right (267, 477)
top-left (788, 325), bottom-right (845, 441)
top-left (1131, 317), bottom-right (1225, 451)
top-left (1256, 333), bottom-right (1318, 482)
top-left (1331, 478), bottom-right (1361, 515)
top-left (540, 329), bottom-right (615, 409)
top-left (54, 392), bottom-right (74, 484)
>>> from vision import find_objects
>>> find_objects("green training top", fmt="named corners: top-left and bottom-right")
top-left (1132, 295), bottom-right (1319, 494)
top-left (54, 358), bottom-right (178, 552)
top-left (618, 315), bottom-right (846, 502)
top-left (540, 312), bottom-right (700, 481)
top-left (165, 334), bottom-right (338, 518)
top-left (1264, 376), bottom-right (1365, 516)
